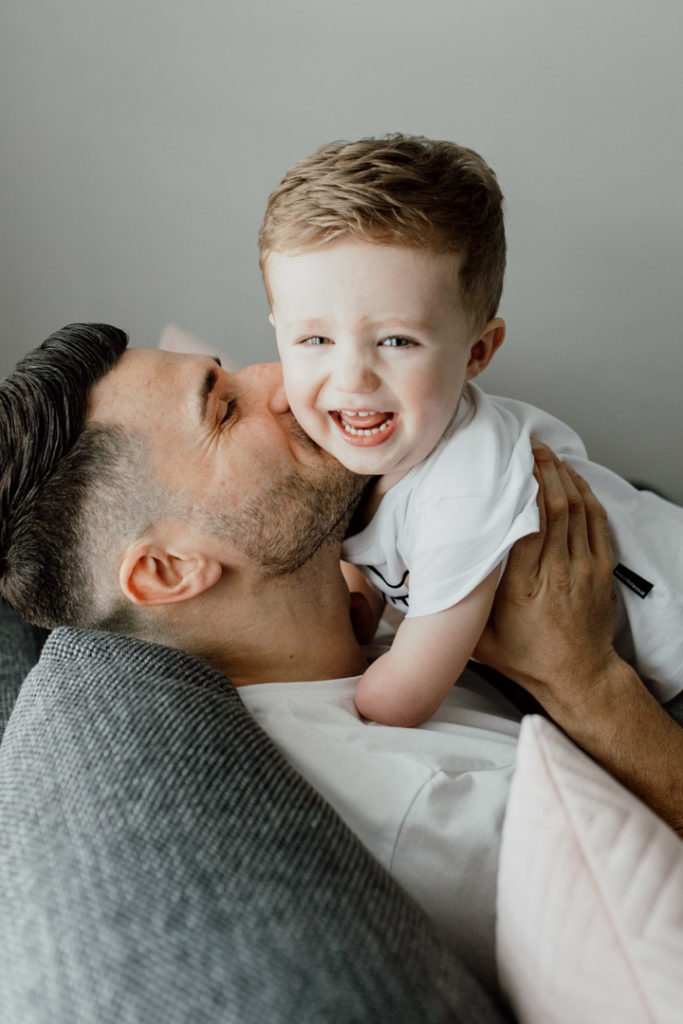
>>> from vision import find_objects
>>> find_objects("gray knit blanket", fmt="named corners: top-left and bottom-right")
top-left (0, 606), bottom-right (510, 1023)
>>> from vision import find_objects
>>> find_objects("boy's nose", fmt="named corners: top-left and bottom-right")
top-left (333, 355), bottom-right (380, 395)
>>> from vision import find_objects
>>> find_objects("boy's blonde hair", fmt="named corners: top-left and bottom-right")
top-left (259, 133), bottom-right (506, 329)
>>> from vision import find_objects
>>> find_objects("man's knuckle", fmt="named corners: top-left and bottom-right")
top-left (549, 564), bottom-right (571, 592)
top-left (567, 495), bottom-right (583, 516)
top-left (533, 445), bottom-right (553, 464)
top-left (598, 556), bottom-right (614, 581)
top-left (546, 502), bottom-right (567, 524)
top-left (576, 561), bottom-right (594, 584)
top-left (587, 498), bottom-right (609, 523)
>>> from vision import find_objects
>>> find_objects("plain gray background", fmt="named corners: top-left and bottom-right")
top-left (1, 0), bottom-right (681, 501)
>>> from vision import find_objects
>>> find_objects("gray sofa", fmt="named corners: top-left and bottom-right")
top-left (0, 602), bottom-right (511, 1023)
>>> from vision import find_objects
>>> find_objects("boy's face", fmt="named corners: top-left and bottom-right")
top-left (267, 238), bottom-right (504, 487)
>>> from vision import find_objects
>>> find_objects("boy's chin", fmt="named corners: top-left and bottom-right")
top-left (329, 443), bottom-right (397, 478)
top-left (296, 413), bottom-right (398, 476)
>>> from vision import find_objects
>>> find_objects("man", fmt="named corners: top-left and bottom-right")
top-left (1, 324), bottom-right (681, 990)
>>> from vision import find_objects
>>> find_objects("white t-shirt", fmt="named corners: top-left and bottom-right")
top-left (342, 383), bottom-right (683, 701)
top-left (240, 656), bottom-right (521, 992)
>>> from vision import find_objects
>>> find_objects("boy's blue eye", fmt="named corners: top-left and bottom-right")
top-left (302, 336), bottom-right (330, 346)
top-left (379, 336), bottom-right (413, 348)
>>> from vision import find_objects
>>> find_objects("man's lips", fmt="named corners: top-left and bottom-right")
top-left (331, 410), bottom-right (397, 446)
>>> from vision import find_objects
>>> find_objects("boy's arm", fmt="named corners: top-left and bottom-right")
top-left (354, 567), bottom-right (500, 727)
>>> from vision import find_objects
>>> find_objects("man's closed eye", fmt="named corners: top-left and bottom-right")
top-left (221, 399), bottom-right (237, 426)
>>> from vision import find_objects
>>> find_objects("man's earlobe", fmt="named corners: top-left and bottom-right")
top-left (119, 542), bottom-right (222, 607)
top-left (466, 317), bottom-right (506, 380)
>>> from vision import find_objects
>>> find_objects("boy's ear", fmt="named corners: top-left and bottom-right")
top-left (268, 312), bottom-right (275, 327)
top-left (465, 317), bottom-right (506, 381)
top-left (119, 526), bottom-right (222, 608)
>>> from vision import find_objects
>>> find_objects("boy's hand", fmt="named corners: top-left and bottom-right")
top-left (341, 562), bottom-right (386, 646)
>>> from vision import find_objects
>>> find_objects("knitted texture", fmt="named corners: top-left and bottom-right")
top-left (0, 626), bottom-right (509, 1023)
top-left (0, 601), bottom-right (48, 739)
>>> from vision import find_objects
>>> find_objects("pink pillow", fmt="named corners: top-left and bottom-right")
top-left (496, 715), bottom-right (683, 1024)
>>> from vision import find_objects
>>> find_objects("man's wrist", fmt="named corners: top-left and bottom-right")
top-left (495, 645), bottom-right (627, 727)
top-left (546, 653), bottom-right (640, 745)
top-left (555, 657), bottom-right (683, 837)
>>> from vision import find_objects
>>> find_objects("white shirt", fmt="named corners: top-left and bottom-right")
top-left (342, 383), bottom-right (683, 701)
top-left (240, 655), bottom-right (521, 991)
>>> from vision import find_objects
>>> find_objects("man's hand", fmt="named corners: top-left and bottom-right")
top-left (474, 442), bottom-right (620, 719)
top-left (476, 442), bottom-right (683, 836)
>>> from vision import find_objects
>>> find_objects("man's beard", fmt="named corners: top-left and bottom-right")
top-left (198, 460), bottom-right (368, 576)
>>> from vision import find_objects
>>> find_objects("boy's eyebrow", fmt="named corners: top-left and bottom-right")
top-left (279, 317), bottom-right (327, 331)
top-left (375, 317), bottom-right (434, 332)
top-left (282, 316), bottom-right (436, 333)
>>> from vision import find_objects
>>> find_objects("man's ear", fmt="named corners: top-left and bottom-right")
top-left (465, 317), bottom-right (506, 381)
top-left (119, 532), bottom-right (222, 607)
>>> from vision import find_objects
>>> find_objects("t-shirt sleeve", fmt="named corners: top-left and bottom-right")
top-left (403, 386), bottom-right (544, 618)
top-left (406, 489), bottom-right (539, 617)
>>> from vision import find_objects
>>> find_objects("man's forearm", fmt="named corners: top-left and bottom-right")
top-left (545, 657), bottom-right (683, 838)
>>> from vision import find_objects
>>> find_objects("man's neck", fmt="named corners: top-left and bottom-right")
top-left (182, 549), bottom-right (369, 687)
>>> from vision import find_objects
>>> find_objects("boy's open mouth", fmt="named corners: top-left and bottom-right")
top-left (331, 410), bottom-right (397, 446)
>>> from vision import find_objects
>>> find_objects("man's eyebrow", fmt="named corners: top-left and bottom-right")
top-left (198, 359), bottom-right (222, 420)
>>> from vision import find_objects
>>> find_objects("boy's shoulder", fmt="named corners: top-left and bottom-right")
top-left (482, 387), bottom-right (588, 462)
top-left (415, 384), bottom-right (587, 497)
top-left (406, 384), bottom-right (530, 501)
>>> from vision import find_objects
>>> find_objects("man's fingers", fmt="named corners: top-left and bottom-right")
top-left (565, 464), bottom-right (613, 569)
top-left (531, 442), bottom-right (569, 563)
top-left (556, 460), bottom-right (591, 559)
top-left (531, 446), bottom-right (547, 539)
top-left (501, 441), bottom-right (612, 605)
top-left (501, 445), bottom-right (546, 585)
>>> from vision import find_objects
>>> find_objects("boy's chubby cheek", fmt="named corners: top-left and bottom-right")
top-left (279, 374), bottom-right (317, 421)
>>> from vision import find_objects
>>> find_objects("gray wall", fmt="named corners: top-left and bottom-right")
top-left (1, 0), bottom-right (681, 501)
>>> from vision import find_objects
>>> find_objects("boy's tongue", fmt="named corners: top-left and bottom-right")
top-left (338, 410), bottom-right (392, 430)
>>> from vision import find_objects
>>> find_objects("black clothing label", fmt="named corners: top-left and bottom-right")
top-left (613, 563), bottom-right (654, 599)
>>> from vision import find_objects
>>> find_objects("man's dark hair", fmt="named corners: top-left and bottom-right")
top-left (0, 323), bottom-right (130, 627)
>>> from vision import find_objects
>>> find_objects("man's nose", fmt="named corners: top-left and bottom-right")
top-left (232, 361), bottom-right (285, 408)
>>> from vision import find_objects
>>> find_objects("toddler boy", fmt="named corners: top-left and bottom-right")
top-left (259, 134), bottom-right (683, 726)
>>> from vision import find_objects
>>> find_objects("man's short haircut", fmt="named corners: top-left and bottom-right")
top-left (0, 323), bottom-right (143, 629)
top-left (259, 133), bottom-right (506, 329)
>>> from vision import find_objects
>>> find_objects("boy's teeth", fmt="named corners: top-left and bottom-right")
top-left (341, 409), bottom-right (376, 417)
top-left (342, 420), bottom-right (391, 436)
top-left (338, 411), bottom-right (394, 436)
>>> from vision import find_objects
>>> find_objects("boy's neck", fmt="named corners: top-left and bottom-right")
top-left (348, 390), bottom-right (469, 533)
top-left (349, 469), bottom-right (409, 532)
